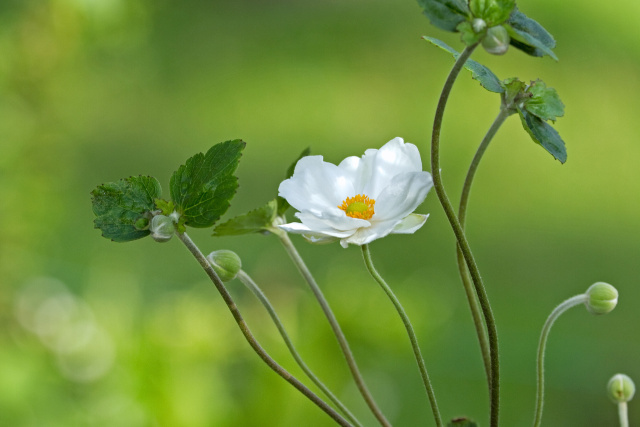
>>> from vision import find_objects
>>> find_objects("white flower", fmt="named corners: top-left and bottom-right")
top-left (278, 137), bottom-right (433, 248)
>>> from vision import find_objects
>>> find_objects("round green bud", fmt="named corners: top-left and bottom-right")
top-left (472, 18), bottom-right (487, 33)
top-left (482, 26), bottom-right (510, 55)
top-left (134, 217), bottom-right (150, 230)
top-left (608, 374), bottom-right (635, 403)
top-left (206, 250), bottom-right (242, 282)
top-left (585, 282), bottom-right (618, 315)
top-left (149, 214), bottom-right (175, 243)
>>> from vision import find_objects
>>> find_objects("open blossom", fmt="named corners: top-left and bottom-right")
top-left (278, 137), bottom-right (433, 248)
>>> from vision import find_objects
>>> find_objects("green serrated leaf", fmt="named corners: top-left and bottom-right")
top-left (213, 199), bottom-right (278, 236)
top-left (423, 36), bottom-right (504, 93)
top-left (170, 140), bottom-right (246, 228)
top-left (417, 0), bottom-right (469, 32)
top-left (524, 79), bottom-right (564, 121)
top-left (470, 0), bottom-right (515, 25)
top-left (506, 9), bottom-right (557, 60)
top-left (278, 147), bottom-right (311, 217)
top-left (518, 108), bottom-right (567, 163)
top-left (448, 417), bottom-right (479, 427)
top-left (91, 175), bottom-right (162, 242)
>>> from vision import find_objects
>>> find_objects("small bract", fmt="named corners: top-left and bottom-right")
top-left (278, 137), bottom-right (433, 248)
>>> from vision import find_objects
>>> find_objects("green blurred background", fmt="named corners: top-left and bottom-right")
top-left (1, 0), bottom-right (639, 425)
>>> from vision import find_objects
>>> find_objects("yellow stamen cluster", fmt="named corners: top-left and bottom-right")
top-left (338, 194), bottom-right (376, 219)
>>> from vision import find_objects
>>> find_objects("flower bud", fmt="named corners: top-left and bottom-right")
top-left (585, 282), bottom-right (618, 315)
top-left (472, 18), bottom-right (487, 33)
top-left (149, 214), bottom-right (175, 243)
top-left (482, 26), bottom-right (510, 55)
top-left (608, 374), bottom-right (635, 403)
top-left (134, 217), bottom-right (150, 230)
top-left (206, 250), bottom-right (242, 282)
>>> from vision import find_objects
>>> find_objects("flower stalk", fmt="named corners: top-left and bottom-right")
top-left (236, 269), bottom-right (363, 427)
top-left (430, 42), bottom-right (501, 427)
top-left (533, 294), bottom-right (587, 427)
top-left (361, 244), bottom-right (442, 427)
top-left (176, 232), bottom-right (353, 427)
top-left (274, 229), bottom-right (391, 427)
top-left (618, 402), bottom-right (629, 427)
top-left (607, 373), bottom-right (635, 427)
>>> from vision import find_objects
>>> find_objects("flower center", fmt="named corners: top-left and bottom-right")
top-left (338, 194), bottom-right (375, 220)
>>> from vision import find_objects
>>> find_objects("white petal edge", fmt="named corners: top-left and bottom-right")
top-left (278, 221), bottom-right (355, 239)
top-left (391, 213), bottom-right (429, 234)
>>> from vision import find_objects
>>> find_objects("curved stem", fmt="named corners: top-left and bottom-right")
top-left (618, 402), bottom-right (629, 427)
top-left (275, 230), bottom-right (391, 427)
top-left (533, 294), bottom-right (587, 427)
top-left (456, 108), bottom-right (511, 387)
top-left (176, 232), bottom-right (353, 427)
top-left (430, 42), bottom-right (501, 427)
top-left (361, 244), bottom-right (442, 427)
top-left (237, 270), bottom-right (363, 427)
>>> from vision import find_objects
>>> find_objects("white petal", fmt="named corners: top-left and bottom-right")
top-left (277, 223), bottom-right (341, 244)
top-left (374, 171), bottom-right (433, 221)
top-left (340, 219), bottom-right (400, 246)
top-left (303, 234), bottom-right (340, 244)
top-left (391, 213), bottom-right (429, 234)
top-left (278, 156), bottom-right (355, 215)
top-left (277, 222), bottom-right (340, 238)
top-left (296, 211), bottom-right (368, 234)
top-left (355, 138), bottom-right (425, 197)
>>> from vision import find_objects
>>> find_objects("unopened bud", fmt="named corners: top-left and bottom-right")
top-left (585, 282), bottom-right (618, 315)
top-left (482, 25), bottom-right (510, 55)
top-left (472, 18), bottom-right (487, 33)
top-left (150, 215), bottom-right (175, 243)
top-left (134, 217), bottom-right (150, 230)
top-left (206, 250), bottom-right (242, 282)
top-left (608, 374), bottom-right (635, 403)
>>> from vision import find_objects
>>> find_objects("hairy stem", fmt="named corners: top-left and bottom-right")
top-left (237, 270), bottom-right (362, 427)
top-left (430, 42), bottom-right (500, 427)
top-left (533, 294), bottom-right (587, 427)
top-left (276, 230), bottom-right (391, 427)
top-left (456, 108), bottom-right (510, 386)
top-left (177, 232), bottom-right (352, 427)
top-left (361, 244), bottom-right (442, 427)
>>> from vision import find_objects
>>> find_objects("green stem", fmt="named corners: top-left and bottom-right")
top-left (275, 230), bottom-right (391, 427)
top-left (236, 270), bottom-right (363, 427)
top-left (361, 244), bottom-right (442, 427)
top-left (533, 294), bottom-right (587, 427)
top-left (176, 232), bottom-right (353, 427)
top-left (456, 108), bottom-right (511, 387)
top-left (430, 42), bottom-right (500, 427)
top-left (618, 402), bottom-right (629, 427)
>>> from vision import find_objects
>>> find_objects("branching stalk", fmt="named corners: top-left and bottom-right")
top-left (274, 229), bottom-right (391, 427)
top-left (430, 42), bottom-right (500, 427)
top-left (176, 232), bottom-right (353, 427)
top-left (361, 244), bottom-right (442, 427)
top-left (236, 270), bottom-right (363, 427)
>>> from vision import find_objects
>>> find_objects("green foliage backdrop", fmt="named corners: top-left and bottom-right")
top-left (1, 0), bottom-right (639, 425)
